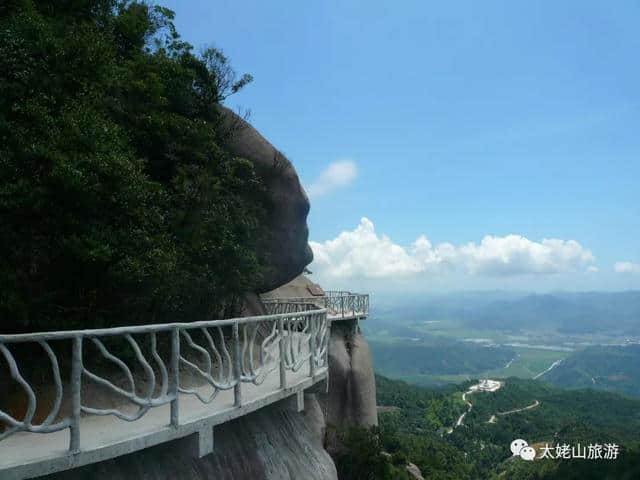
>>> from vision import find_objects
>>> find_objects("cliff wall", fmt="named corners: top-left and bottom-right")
top-left (41, 110), bottom-right (377, 480)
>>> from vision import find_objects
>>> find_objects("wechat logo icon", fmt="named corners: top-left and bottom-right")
top-left (511, 439), bottom-right (536, 461)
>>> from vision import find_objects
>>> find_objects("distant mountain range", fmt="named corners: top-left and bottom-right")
top-left (472, 292), bottom-right (640, 334)
top-left (374, 291), bottom-right (640, 335)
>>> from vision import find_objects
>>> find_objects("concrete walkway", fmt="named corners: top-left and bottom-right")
top-left (0, 293), bottom-right (369, 479)
top-left (0, 362), bottom-right (325, 480)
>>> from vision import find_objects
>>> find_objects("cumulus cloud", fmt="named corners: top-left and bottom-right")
top-left (310, 217), bottom-right (596, 280)
top-left (306, 160), bottom-right (357, 198)
top-left (614, 261), bottom-right (640, 274)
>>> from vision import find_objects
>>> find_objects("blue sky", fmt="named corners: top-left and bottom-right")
top-left (162, 0), bottom-right (640, 292)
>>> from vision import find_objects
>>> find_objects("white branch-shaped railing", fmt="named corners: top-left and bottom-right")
top-left (263, 291), bottom-right (369, 319)
top-left (0, 308), bottom-right (329, 455)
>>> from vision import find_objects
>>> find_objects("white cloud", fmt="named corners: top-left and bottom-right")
top-left (310, 217), bottom-right (596, 280)
top-left (614, 261), bottom-right (640, 274)
top-left (306, 160), bottom-right (357, 198)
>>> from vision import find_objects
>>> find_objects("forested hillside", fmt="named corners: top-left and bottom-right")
top-left (0, 1), bottom-right (263, 332)
top-left (544, 344), bottom-right (640, 398)
top-left (343, 375), bottom-right (640, 480)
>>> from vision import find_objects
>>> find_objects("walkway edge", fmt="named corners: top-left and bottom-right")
top-left (2, 370), bottom-right (327, 480)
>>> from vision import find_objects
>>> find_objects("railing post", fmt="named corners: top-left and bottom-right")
top-left (69, 335), bottom-right (82, 453)
top-left (340, 295), bottom-right (345, 318)
top-left (278, 318), bottom-right (287, 389)
top-left (309, 315), bottom-right (317, 378)
top-left (170, 328), bottom-right (180, 427)
top-left (325, 313), bottom-right (331, 393)
top-left (325, 315), bottom-right (330, 367)
top-left (233, 323), bottom-right (242, 407)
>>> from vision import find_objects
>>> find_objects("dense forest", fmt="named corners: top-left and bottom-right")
top-left (336, 375), bottom-right (640, 479)
top-left (0, 0), bottom-right (263, 333)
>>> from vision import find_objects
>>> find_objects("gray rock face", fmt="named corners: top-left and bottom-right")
top-left (220, 107), bottom-right (313, 293)
top-left (240, 291), bottom-right (268, 316)
top-left (260, 274), bottom-right (324, 300)
top-left (43, 394), bottom-right (337, 480)
top-left (324, 322), bottom-right (378, 432)
top-left (260, 276), bottom-right (378, 433)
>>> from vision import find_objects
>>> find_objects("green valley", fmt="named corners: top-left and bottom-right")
top-left (371, 375), bottom-right (640, 480)
top-left (365, 319), bottom-right (571, 386)
top-left (544, 344), bottom-right (640, 398)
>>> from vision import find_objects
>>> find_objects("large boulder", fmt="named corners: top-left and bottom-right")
top-left (260, 274), bottom-right (324, 300)
top-left (220, 107), bottom-right (313, 293)
top-left (324, 322), bottom-right (378, 431)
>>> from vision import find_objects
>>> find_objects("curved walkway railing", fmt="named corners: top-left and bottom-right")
top-left (263, 291), bottom-right (369, 319)
top-left (0, 306), bottom-right (332, 479)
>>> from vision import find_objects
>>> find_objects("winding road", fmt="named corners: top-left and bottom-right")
top-left (485, 400), bottom-right (540, 423)
top-left (533, 359), bottom-right (563, 379)
top-left (449, 380), bottom-right (502, 432)
top-left (454, 391), bottom-right (474, 427)
top-left (448, 380), bottom-right (541, 432)
top-left (496, 399), bottom-right (540, 416)
top-left (503, 355), bottom-right (518, 370)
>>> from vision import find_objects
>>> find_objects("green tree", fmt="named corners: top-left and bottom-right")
top-left (330, 425), bottom-right (409, 480)
top-left (0, 0), bottom-right (264, 332)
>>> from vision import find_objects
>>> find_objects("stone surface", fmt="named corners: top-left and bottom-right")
top-left (240, 291), bottom-right (268, 317)
top-left (220, 107), bottom-right (313, 293)
top-left (323, 322), bottom-right (378, 433)
top-left (260, 274), bottom-right (325, 300)
top-left (42, 394), bottom-right (337, 480)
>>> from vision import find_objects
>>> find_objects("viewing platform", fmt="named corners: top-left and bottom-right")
top-left (262, 290), bottom-right (369, 320)
top-left (0, 292), bottom-right (369, 480)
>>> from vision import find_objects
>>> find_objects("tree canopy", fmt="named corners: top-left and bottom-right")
top-left (0, 0), bottom-right (265, 332)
